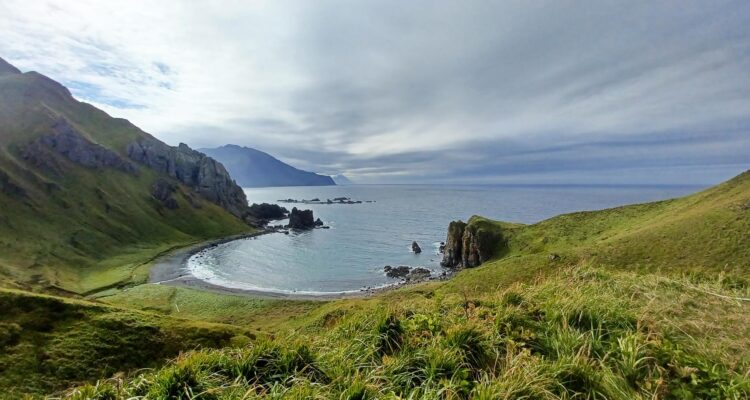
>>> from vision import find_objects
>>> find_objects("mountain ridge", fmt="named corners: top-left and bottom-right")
top-left (200, 144), bottom-right (335, 187)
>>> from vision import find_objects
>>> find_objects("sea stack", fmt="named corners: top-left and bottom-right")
top-left (412, 241), bottom-right (422, 254)
top-left (288, 207), bottom-right (316, 230)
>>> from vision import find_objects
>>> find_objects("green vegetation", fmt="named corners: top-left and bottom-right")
top-left (1, 59), bottom-right (748, 396)
top-left (49, 170), bottom-right (750, 399)
top-left (0, 63), bottom-right (253, 295)
top-left (0, 288), bottom-right (255, 398)
top-left (60, 265), bottom-right (750, 399)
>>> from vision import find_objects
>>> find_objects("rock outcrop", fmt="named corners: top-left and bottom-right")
top-left (24, 119), bottom-right (138, 176)
top-left (411, 241), bottom-right (422, 254)
top-left (384, 265), bottom-right (431, 281)
top-left (288, 207), bottom-right (315, 229)
top-left (440, 219), bottom-right (501, 269)
top-left (248, 203), bottom-right (289, 220)
top-left (151, 178), bottom-right (179, 210)
top-left (127, 138), bottom-right (254, 224)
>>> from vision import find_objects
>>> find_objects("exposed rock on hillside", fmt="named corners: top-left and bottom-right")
top-left (440, 219), bottom-right (501, 268)
top-left (24, 119), bottom-right (138, 175)
top-left (127, 139), bottom-right (253, 224)
top-left (288, 207), bottom-right (315, 229)
top-left (151, 178), bottom-right (179, 210)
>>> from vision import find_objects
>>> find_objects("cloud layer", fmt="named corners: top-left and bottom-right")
top-left (2, 1), bottom-right (749, 184)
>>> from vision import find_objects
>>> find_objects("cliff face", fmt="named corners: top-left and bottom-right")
top-left (127, 139), bottom-right (253, 224)
top-left (441, 219), bottom-right (502, 268)
top-left (23, 119), bottom-right (138, 176)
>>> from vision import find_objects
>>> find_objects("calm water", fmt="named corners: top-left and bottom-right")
top-left (188, 184), bottom-right (701, 295)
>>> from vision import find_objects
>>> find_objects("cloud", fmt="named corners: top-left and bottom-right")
top-left (1, 0), bottom-right (749, 184)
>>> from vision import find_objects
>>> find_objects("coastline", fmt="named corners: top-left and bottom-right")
top-left (148, 229), bottom-right (427, 300)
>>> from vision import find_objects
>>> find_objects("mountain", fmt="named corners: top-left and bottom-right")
top-left (0, 57), bottom-right (255, 294)
top-left (199, 144), bottom-right (335, 187)
top-left (331, 173), bottom-right (354, 185)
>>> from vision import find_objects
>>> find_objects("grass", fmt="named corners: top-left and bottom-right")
top-left (58, 265), bottom-right (750, 399)
top-left (0, 69), bottom-right (253, 295)
top-left (0, 288), bottom-right (257, 398)
top-left (1, 67), bottom-right (749, 397)
top-left (50, 170), bottom-right (750, 398)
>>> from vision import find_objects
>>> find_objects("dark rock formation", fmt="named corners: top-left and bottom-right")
top-left (384, 265), bottom-right (432, 281)
top-left (127, 138), bottom-right (254, 224)
top-left (384, 265), bottom-right (411, 278)
top-left (411, 241), bottom-right (422, 254)
top-left (24, 119), bottom-right (138, 175)
top-left (314, 218), bottom-right (324, 227)
top-left (248, 203), bottom-right (288, 220)
top-left (288, 207), bottom-right (315, 229)
top-left (151, 178), bottom-right (178, 210)
top-left (440, 220), bottom-right (501, 269)
top-left (406, 267), bottom-right (431, 281)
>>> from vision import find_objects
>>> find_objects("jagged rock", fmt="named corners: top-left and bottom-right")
top-left (314, 218), bottom-right (324, 227)
top-left (384, 265), bottom-right (411, 278)
top-left (248, 203), bottom-right (289, 220)
top-left (439, 242), bottom-right (446, 253)
top-left (288, 207), bottom-right (315, 229)
top-left (24, 119), bottom-right (138, 175)
top-left (412, 241), bottom-right (422, 254)
top-left (151, 178), bottom-right (179, 210)
top-left (440, 219), bottom-right (500, 269)
top-left (127, 138), bottom-right (254, 224)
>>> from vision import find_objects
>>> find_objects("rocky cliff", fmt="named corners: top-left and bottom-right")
top-left (127, 139), bottom-right (254, 224)
top-left (440, 218), bottom-right (502, 268)
top-left (23, 119), bottom-right (138, 176)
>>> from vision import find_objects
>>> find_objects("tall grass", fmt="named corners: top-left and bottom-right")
top-left (59, 265), bottom-right (750, 399)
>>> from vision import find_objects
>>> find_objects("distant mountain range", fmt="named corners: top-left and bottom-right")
top-left (200, 145), bottom-right (336, 187)
top-left (331, 174), bottom-right (354, 185)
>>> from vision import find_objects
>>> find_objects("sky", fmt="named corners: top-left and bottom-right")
top-left (1, 1), bottom-right (749, 185)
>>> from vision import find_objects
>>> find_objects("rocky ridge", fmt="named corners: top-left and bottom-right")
top-left (127, 138), bottom-right (255, 224)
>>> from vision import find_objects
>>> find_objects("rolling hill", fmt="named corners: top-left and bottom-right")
top-left (0, 57), bottom-right (256, 295)
top-left (200, 144), bottom-right (335, 187)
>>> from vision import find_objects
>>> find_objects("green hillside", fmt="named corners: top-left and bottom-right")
top-left (0, 60), bottom-right (252, 295)
top-left (54, 171), bottom-right (750, 399)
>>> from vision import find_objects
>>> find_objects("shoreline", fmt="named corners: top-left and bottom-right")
top-left (148, 229), bottom-right (436, 300)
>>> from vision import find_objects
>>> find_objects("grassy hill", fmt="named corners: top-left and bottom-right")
top-left (52, 171), bottom-right (750, 399)
top-left (0, 59), bottom-right (253, 295)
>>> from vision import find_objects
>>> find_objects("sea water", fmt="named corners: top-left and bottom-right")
top-left (188, 184), bottom-right (701, 295)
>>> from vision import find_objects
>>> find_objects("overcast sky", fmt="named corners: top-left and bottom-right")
top-left (1, 1), bottom-right (749, 184)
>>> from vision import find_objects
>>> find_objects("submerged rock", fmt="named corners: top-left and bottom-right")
top-left (412, 241), bottom-right (422, 254)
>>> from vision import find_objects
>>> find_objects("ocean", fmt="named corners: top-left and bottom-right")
top-left (188, 184), bottom-right (702, 295)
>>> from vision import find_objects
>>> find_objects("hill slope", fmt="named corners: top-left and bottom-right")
top-left (200, 144), bottom-right (335, 187)
top-left (0, 58), bottom-right (255, 294)
top-left (57, 171), bottom-right (750, 399)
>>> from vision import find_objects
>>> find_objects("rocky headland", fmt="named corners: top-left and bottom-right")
top-left (440, 218), bottom-right (503, 269)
